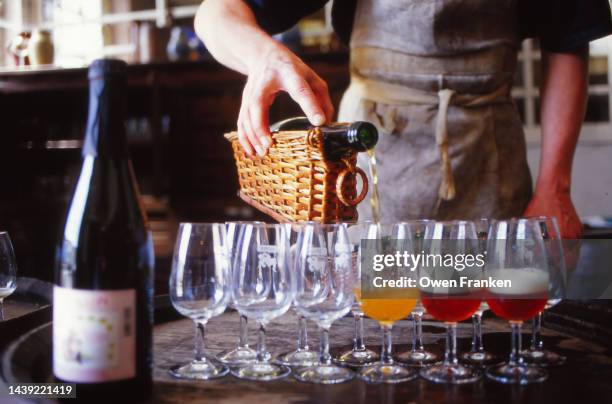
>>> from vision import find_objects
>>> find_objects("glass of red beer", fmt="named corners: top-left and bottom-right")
top-left (520, 216), bottom-right (567, 366)
top-left (419, 221), bottom-right (483, 384)
top-left (485, 218), bottom-right (549, 384)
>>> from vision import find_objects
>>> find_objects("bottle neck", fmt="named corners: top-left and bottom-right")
top-left (82, 76), bottom-right (128, 158)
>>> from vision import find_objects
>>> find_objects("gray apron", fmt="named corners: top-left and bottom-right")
top-left (338, 0), bottom-right (532, 222)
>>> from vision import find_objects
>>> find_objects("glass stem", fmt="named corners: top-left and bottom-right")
top-left (257, 323), bottom-right (267, 362)
top-left (471, 311), bottom-right (484, 352)
top-left (381, 324), bottom-right (394, 365)
top-left (297, 315), bottom-right (309, 351)
top-left (194, 321), bottom-right (207, 362)
top-left (509, 321), bottom-right (523, 366)
top-left (353, 313), bottom-right (366, 351)
top-left (444, 322), bottom-right (458, 366)
top-left (531, 312), bottom-right (543, 351)
top-left (319, 326), bottom-right (332, 365)
top-left (412, 312), bottom-right (424, 352)
top-left (239, 315), bottom-right (249, 348)
top-left (0, 300), bottom-right (4, 321)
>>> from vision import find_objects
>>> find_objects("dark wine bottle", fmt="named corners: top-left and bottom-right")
top-left (270, 116), bottom-right (378, 160)
top-left (54, 59), bottom-right (154, 402)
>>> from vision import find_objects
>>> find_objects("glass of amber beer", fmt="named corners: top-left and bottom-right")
top-left (419, 221), bottom-right (483, 384)
top-left (485, 218), bottom-right (549, 384)
top-left (356, 223), bottom-right (419, 383)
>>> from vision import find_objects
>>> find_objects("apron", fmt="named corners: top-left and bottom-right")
top-left (338, 0), bottom-right (532, 222)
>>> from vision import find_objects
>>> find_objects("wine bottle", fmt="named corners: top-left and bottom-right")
top-left (270, 116), bottom-right (378, 160)
top-left (54, 59), bottom-right (154, 401)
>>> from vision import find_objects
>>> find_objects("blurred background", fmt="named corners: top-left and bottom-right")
top-left (0, 0), bottom-right (611, 294)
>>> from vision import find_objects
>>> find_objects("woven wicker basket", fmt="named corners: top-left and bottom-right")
top-left (224, 127), bottom-right (368, 223)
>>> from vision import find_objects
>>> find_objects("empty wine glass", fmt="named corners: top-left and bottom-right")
top-left (419, 221), bottom-right (483, 384)
top-left (393, 221), bottom-right (439, 367)
top-left (520, 216), bottom-right (567, 366)
top-left (231, 223), bottom-right (294, 381)
top-left (486, 218), bottom-right (550, 384)
top-left (218, 221), bottom-right (258, 366)
top-left (0, 232), bottom-right (17, 321)
top-left (276, 222), bottom-right (319, 367)
top-left (334, 221), bottom-right (379, 367)
top-left (169, 223), bottom-right (231, 380)
top-left (294, 223), bottom-right (356, 384)
top-left (461, 218), bottom-right (499, 366)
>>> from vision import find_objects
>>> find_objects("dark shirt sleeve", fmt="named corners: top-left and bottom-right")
top-left (520, 0), bottom-right (612, 52)
top-left (243, 0), bottom-right (329, 35)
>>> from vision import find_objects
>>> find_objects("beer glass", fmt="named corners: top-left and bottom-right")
top-left (0, 232), bottom-right (17, 321)
top-left (419, 221), bottom-right (483, 384)
top-left (231, 223), bottom-right (294, 381)
top-left (485, 219), bottom-right (549, 384)
top-left (169, 223), bottom-right (231, 380)
top-left (393, 221), bottom-right (439, 367)
top-left (334, 222), bottom-right (379, 367)
top-left (357, 223), bottom-right (419, 383)
top-left (218, 221), bottom-right (259, 365)
top-left (520, 216), bottom-right (567, 366)
top-left (461, 218), bottom-right (499, 366)
top-left (294, 223), bottom-right (356, 384)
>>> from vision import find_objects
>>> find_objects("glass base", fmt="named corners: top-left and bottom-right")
top-left (169, 359), bottom-right (229, 380)
top-left (486, 362), bottom-right (548, 384)
top-left (231, 362), bottom-right (291, 381)
top-left (276, 348), bottom-right (319, 367)
top-left (460, 350), bottom-right (501, 366)
top-left (520, 349), bottom-right (566, 367)
top-left (294, 364), bottom-right (355, 384)
top-left (334, 348), bottom-right (379, 367)
top-left (360, 363), bottom-right (418, 384)
top-left (397, 349), bottom-right (439, 367)
top-left (420, 362), bottom-right (481, 384)
top-left (217, 346), bottom-right (258, 365)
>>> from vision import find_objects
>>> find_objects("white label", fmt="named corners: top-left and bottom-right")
top-left (53, 287), bottom-right (136, 382)
top-left (257, 245), bottom-right (277, 253)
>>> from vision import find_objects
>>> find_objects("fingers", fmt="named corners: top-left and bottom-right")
top-left (309, 75), bottom-right (334, 122)
top-left (283, 74), bottom-right (326, 126)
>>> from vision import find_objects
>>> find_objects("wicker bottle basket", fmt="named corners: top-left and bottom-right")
top-left (224, 127), bottom-right (368, 223)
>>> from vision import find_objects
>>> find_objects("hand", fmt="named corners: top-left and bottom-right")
top-left (523, 190), bottom-right (583, 238)
top-left (237, 43), bottom-right (334, 156)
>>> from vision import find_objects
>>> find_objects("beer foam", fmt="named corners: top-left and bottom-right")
top-left (487, 267), bottom-right (548, 295)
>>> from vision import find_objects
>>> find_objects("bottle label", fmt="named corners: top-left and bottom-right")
top-left (53, 287), bottom-right (136, 382)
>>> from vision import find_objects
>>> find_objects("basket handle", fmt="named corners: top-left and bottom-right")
top-left (336, 166), bottom-right (369, 206)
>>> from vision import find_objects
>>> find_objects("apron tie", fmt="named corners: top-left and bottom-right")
top-left (435, 88), bottom-right (456, 201)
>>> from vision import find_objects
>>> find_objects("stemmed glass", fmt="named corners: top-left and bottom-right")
top-left (169, 223), bottom-right (231, 380)
top-left (231, 223), bottom-right (294, 381)
top-left (276, 222), bottom-right (319, 367)
top-left (293, 223), bottom-right (356, 384)
top-left (357, 222), bottom-right (419, 383)
top-left (334, 221), bottom-right (380, 367)
top-left (0, 232), bottom-right (17, 321)
top-left (520, 216), bottom-right (567, 366)
top-left (461, 218), bottom-right (499, 366)
top-left (485, 218), bottom-right (550, 384)
top-left (419, 221), bottom-right (483, 384)
top-left (218, 222), bottom-right (258, 366)
top-left (393, 221), bottom-right (439, 367)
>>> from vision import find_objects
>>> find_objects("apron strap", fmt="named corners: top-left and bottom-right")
top-left (436, 88), bottom-right (456, 201)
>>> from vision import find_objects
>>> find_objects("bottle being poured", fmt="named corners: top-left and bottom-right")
top-left (271, 117), bottom-right (380, 222)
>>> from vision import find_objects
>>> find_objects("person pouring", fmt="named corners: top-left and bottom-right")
top-left (194, 0), bottom-right (612, 238)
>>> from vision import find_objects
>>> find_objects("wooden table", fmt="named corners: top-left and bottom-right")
top-left (151, 309), bottom-right (612, 404)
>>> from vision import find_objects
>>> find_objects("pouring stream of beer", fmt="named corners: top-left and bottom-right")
top-left (366, 149), bottom-right (381, 224)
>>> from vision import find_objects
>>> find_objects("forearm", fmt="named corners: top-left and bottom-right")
top-left (535, 47), bottom-right (589, 196)
top-left (194, 0), bottom-right (281, 74)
